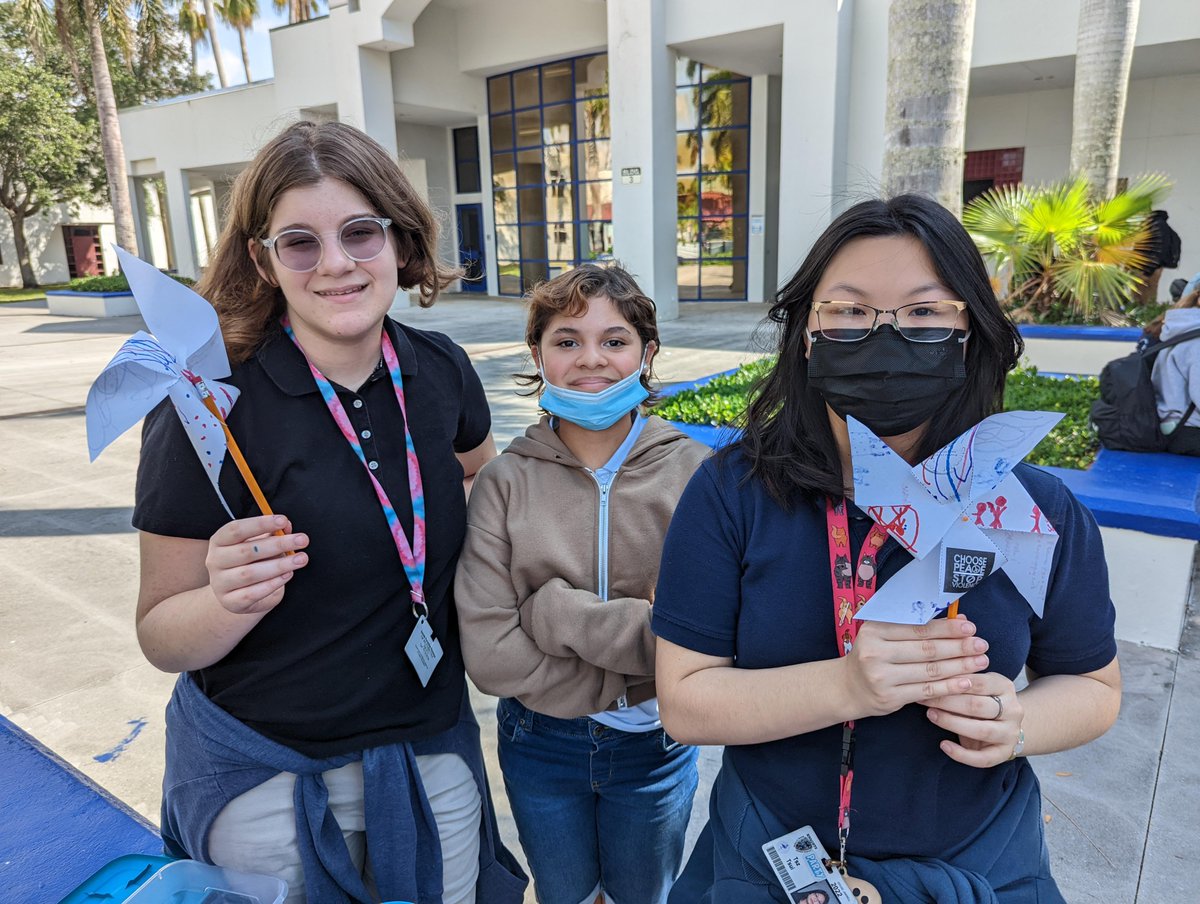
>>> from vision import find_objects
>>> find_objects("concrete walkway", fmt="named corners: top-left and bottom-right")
top-left (0, 295), bottom-right (1195, 902)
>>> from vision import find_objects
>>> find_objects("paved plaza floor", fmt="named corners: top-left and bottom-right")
top-left (1, 295), bottom-right (1196, 902)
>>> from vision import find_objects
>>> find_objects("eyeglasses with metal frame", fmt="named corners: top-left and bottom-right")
top-left (808, 299), bottom-right (969, 343)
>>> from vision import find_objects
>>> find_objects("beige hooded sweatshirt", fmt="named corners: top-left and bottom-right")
top-left (455, 414), bottom-right (709, 719)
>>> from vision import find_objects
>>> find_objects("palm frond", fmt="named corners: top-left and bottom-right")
top-left (12, 0), bottom-right (56, 57)
top-left (1019, 178), bottom-right (1092, 255)
top-left (1049, 257), bottom-right (1140, 318)
top-left (134, 0), bottom-right (172, 66)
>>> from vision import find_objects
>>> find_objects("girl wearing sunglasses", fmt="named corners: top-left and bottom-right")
top-left (132, 121), bottom-right (526, 903)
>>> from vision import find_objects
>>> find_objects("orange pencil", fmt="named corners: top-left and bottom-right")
top-left (947, 599), bottom-right (960, 619)
top-left (187, 374), bottom-right (293, 553)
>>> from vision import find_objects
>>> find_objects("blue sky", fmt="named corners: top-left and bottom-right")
top-left (192, 1), bottom-right (328, 86)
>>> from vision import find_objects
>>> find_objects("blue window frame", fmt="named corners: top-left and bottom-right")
top-left (488, 53), bottom-right (610, 296)
top-left (453, 127), bottom-right (481, 194)
top-left (675, 58), bottom-right (751, 301)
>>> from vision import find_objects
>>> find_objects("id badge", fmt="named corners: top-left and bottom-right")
top-left (762, 826), bottom-right (861, 903)
top-left (404, 615), bottom-right (443, 687)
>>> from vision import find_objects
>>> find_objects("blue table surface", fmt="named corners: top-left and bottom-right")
top-left (0, 714), bottom-right (162, 902)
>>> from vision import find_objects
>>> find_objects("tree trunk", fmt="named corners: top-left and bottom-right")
top-left (189, 35), bottom-right (198, 74)
top-left (881, 0), bottom-right (976, 217)
top-left (1070, 0), bottom-right (1140, 200)
top-left (238, 24), bottom-right (252, 82)
top-left (203, 0), bottom-right (228, 87)
top-left (83, 0), bottom-right (138, 255)
top-left (7, 209), bottom-right (39, 288)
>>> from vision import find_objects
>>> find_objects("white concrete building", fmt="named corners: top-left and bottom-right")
top-left (116, 0), bottom-right (1200, 318)
top-left (0, 203), bottom-right (119, 288)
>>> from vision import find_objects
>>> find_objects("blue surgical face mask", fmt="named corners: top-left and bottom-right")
top-left (538, 350), bottom-right (651, 431)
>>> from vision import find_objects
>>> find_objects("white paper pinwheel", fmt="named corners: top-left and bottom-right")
top-left (86, 246), bottom-right (240, 515)
top-left (849, 410), bottom-right (1064, 624)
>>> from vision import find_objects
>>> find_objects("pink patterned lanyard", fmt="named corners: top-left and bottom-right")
top-left (282, 318), bottom-right (428, 618)
top-left (825, 496), bottom-right (888, 867)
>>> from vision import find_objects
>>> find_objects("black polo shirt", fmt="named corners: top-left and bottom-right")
top-left (133, 317), bottom-right (491, 758)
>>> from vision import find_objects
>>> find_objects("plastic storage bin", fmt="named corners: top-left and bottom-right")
top-left (61, 854), bottom-right (176, 903)
top-left (124, 860), bottom-right (287, 904)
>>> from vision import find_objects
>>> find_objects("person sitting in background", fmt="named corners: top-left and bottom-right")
top-left (1138, 279), bottom-right (1190, 351)
top-left (1152, 288), bottom-right (1200, 455)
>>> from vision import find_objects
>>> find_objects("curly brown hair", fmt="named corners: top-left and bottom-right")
top-left (516, 263), bottom-right (661, 401)
top-left (196, 120), bottom-right (460, 364)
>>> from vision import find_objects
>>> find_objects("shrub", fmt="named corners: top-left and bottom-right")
top-left (963, 174), bottom-right (1172, 325)
top-left (658, 359), bottom-right (1100, 470)
top-left (67, 272), bottom-right (195, 292)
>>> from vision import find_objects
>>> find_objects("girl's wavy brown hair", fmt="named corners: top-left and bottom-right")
top-left (516, 262), bottom-right (661, 404)
top-left (196, 120), bottom-right (460, 364)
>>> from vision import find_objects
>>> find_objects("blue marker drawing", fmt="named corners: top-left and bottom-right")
top-left (94, 717), bottom-right (148, 763)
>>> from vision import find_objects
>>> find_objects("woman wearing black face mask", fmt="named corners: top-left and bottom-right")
top-left (651, 195), bottom-right (1121, 903)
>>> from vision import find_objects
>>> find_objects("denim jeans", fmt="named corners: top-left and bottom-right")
top-left (496, 697), bottom-right (699, 904)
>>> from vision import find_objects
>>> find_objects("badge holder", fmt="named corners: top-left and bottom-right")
top-left (404, 593), bottom-right (443, 688)
top-left (762, 826), bottom-right (882, 904)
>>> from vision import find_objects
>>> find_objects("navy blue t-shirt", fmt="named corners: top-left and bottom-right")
top-left (652, 450), bottom-right (1117, 860)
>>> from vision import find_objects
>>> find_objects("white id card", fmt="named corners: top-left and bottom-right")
top-left (762, 826), bottom-right (857, 903)
top-left (404, 615), bottom-right (443, 687)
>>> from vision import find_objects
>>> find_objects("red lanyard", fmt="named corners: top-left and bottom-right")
top-left (825, 496), bottom-right (888, 866)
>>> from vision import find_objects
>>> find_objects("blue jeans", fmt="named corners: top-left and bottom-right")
top-left (496, 697), bottom-right (699, 904)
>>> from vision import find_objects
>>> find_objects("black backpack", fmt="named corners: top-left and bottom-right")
top-left (1090, 327), bottom-right (1200, 452)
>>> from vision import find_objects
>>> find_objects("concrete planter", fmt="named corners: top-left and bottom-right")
top-left (45, 290), bottom-right (139, 318)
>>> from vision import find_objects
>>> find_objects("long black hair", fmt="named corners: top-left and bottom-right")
top-left (737, 194), bottom-right (1023, 508)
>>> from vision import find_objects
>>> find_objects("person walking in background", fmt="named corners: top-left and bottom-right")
top-left (133, 120), bottom-right (525, 903)
top-left (457, 264), bottom-right (708, 904)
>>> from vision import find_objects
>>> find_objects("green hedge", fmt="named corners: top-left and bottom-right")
top-left (658, 359), bottom-right (1100, 470)
top-left (66, 272), bottom-right (195, 292)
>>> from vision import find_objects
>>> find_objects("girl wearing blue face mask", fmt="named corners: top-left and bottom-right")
top-left (455, 264), bottom-right (709, 904)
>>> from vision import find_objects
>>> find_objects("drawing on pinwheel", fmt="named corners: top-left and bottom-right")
top-left (848, 410), bottom-right (1064, 624)
top-left (86, 247), bottom-right (241, 515)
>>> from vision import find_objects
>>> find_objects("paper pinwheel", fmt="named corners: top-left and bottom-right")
top-left (86, 247), bottom-right (241, 515)
top-left (848, 410), bottom-right (1064, 624)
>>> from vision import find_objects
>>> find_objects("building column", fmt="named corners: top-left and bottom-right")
top-left (328, 7), bottom-right (399, 158)
top-left (776, 8), bottom-right (842, 285)
top-left (127, 175), bottom-right (148, 260)
top-left (163, 168), bottom-right (199, 279)
top-left (607, 0), bottom-right (678, 320)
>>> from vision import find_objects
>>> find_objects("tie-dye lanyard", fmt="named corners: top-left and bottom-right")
top-left (825, 496), bottom-right (888, 868)
top-left (283, 317), bottom-right (428, 619)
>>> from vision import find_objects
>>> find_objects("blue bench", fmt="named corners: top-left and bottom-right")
top-left (0, 714), bottom-right (162, 901)
top-left (1042, 448), bottom-right (1200, 540)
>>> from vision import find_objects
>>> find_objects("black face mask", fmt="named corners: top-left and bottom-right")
top-left (807, 327), bottom-right (968, 436)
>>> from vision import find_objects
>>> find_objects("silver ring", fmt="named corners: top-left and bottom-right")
top-left (990, 694), bottom-right (1004, 721)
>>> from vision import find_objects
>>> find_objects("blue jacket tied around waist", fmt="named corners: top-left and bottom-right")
top-left (162, 672), bottom-right (527, 903)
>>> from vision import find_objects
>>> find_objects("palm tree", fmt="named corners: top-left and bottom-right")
top-left (273, 0), bottom-right (317, 25)
top-left (217, 0), bottom-right (256, 83)
top-left (963, 173), bottom-right (1170, 322)
top-left (15, 0), bottom-right (173, 255)
top-left (881, 0), bottom-right (977, 216)
top-left (201, 0), bottom-right (227, 87)
top-left (1070, 0), bottom-right (1140, 200)
top-left (177, 0), bottom-right (208, 75)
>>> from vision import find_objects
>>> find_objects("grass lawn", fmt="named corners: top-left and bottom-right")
top-left (0, 283), bottom-right (67, 303)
